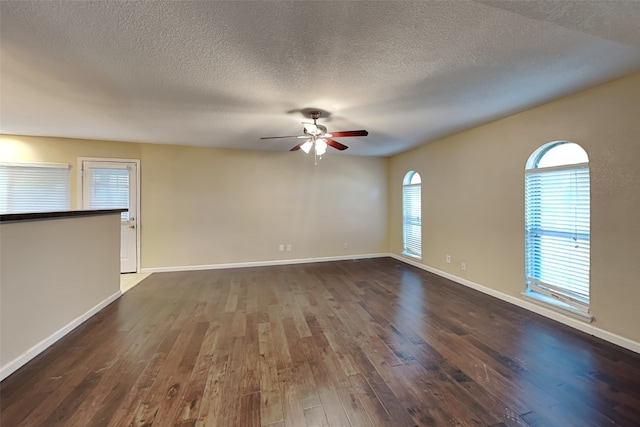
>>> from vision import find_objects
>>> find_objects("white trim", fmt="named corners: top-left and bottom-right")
top-left (525, 282), bottom-right (590, 315)
top-left (78, 157), bottom-right (141, 273)
top-left (525, 161), bottom-right (588, 174)
top-left (389, 254), bottom-right (640, 355)
top-left (0, 291), bottom-right (121, 381)
top-left (140, 253), bottom-right (388, 273)
top-left (0, 161), bottom-right (71, 169)
top-left (521, 290), bottom-right (593, 322)
top-left (402, 251), bottom-right (421, 260)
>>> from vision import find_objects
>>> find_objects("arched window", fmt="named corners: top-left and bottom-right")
top-left (525, 141), bottom-right (590, 314)
top-left (403, 171), bottom-right (421, 258)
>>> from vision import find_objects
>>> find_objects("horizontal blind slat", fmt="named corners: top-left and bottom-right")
top-left (525, 164), bottom-right (590, 307)
top-left (0, 164), bottom-right (71, 213)
top-left (403, 183), bottom-right (421, 256)
top-left (88, 168), bottom-right (130, 220)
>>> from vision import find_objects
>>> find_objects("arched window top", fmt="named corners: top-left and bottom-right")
top-left (526, 141), bottom-right (588, 170)
top-left (403, 171), bottom-right (421, 185)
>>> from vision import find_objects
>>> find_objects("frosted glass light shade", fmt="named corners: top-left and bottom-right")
top-left (300, 140), bottom-right (313, 153)
top-left (315, 139), bottom-right (327, 156)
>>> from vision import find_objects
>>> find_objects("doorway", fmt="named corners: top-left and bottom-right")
top-left (80, 158), bottom-right (140, 273)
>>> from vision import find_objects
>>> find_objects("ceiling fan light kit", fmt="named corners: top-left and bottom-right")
top-left (261, 110), bottom-right (368, 164)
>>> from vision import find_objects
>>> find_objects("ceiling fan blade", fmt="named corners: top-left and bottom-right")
top-left (290, 142), bottom-right (303, 151)
top-left (330, 130), bottom-right (368, 138)
top-left (260, 135), bottom-right (301, 140)
top-left (326, 138), bottom-right (348, 151)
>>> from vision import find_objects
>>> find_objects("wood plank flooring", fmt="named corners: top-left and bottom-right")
top-left (2, 257), bottom-right (640, 426)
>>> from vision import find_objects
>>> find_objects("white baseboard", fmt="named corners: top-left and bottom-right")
top-left (389, 253), bottom-right (640, 355)
top-left (140, 253), bottom-right (388, 273)
top-left (0, 291), bottom-right (122, 381)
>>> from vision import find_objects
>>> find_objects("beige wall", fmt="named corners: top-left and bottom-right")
top-left (139, 144), bottom-right (388, 267)
top-left (1, 214), bottom-right (121, 376)
top-left (389, 72), bottom-right (640, 343)
top-left (0, 135), bottom-right (389, 268)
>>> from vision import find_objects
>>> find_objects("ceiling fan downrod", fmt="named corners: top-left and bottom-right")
top-left (309, 111), bottom-right (321, 122)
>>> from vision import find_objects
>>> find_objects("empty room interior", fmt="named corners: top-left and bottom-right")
top-left (1, 1), bottom-right (640, 426)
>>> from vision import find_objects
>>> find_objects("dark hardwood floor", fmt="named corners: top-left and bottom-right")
top-left (2, 257), bottom-right (640, 426)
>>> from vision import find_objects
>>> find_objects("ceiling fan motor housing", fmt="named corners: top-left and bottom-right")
top-left (303, 123), bottom-right (328, 137)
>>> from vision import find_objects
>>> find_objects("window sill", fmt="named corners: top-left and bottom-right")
top-left (401, 251), bottom-right (421, 260)
top-left (522, 290), bottom-right (594, 323)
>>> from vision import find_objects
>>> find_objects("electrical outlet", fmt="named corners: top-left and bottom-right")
top-left (446, 255), bottom-right (451, 264)
top-left (287, 244), bottom-right (292, 252)
top-left (461, 261), bottom-right (467, 271)
top-left (344, 242), bottom-right (348, 249)
top-left (279, 244), bottom-right (284, 251)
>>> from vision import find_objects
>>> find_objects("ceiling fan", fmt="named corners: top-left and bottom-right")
top-left (260, 111), bottom-right (368, 157)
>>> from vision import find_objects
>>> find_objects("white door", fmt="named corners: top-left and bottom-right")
top-left (82, 160), bottom-right (138, 273)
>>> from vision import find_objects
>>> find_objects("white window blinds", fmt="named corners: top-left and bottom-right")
top-left (86, 167), bottom-right (130, 220)
top-left (0, 162), bottom-right (71, 213)
top-left (403, 183), bottom-right (421, 257)
top-left (525, 163), bottom-right (590, 311)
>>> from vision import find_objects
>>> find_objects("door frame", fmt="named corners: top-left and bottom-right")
top-left (78, 157), bottom-right (141, 273)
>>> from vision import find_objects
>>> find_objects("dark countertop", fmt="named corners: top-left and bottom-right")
top-left (0, 209), bottom-right (128, 223)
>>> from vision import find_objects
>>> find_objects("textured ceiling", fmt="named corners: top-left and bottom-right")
top-left (1, 1), bottom-right (639, 156)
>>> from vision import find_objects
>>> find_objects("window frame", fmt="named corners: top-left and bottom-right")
top-left (524, 142), bottom-right (592, 320)
top-left (402, 171), bottom-right (422, 259)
